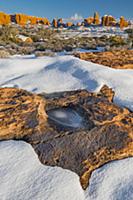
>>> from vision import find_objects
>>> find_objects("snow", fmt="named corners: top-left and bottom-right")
top-left (0, 140), bottom-right (84, 200)
top-left (17, 34), bottom-right (30, 42)
top-left (55, 27), bottom-right (128, 39)
top-left (0, 54), bottom-right (133, 199)
top-left (0, 140), bottom-right (133, 200)
top-left (63, 13), bottom-right (83, 24)
top-left (56, 47), bottom-right (105, 56)
top-left (86, 158), bottom-right (133, 200)
top-left (0, 55), bottom-right (133, 111)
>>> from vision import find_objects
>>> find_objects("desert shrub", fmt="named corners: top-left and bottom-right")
top-left (125, 28), bottom-right (133, 35)
top-left (109, 36), bottom-right (126, 47)
top-left (17, 47), bottom-right (35, 55)
top-left (31, 35), bottom-right (41, 42)
top-left (30, 29), bottom-right (56, 42)
top-left (125, 29), bottom-right (133, 43)
top-left (35, 51), bottom-right (55, 57)
top-left (0, 50), bottom-right (10, 58)
top-left (36, 43), bottom-right (46, 51)
top-left (0, 25), bottom-right (19, 43)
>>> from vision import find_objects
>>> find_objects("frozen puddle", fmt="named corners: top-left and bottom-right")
top-left (47, 108), bottom-right (83, 128)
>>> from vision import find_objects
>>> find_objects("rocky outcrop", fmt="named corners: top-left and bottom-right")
top-left (0, 12), bottom-right (11, 25)
top-left (16, 35), bottom-right (33, 43)
top-left (84, 17), bottom-right (94, 25)
top-left (75, 50), bottom-right (133, 69)
top-left (93, 12), bottom-right (100, 25)
top-left (66, 22), bottom-right (73, 27)
top-left (52, 19), bottom-right (58, 28)
top-left (101, 15), bottom-right (116, 26)
top-left (0, 86), bottom-right (133, 190)
top-left (0, 88), bottom-right (47, 140)
top-left (120, 16), bottom-right (129, 28)
top-left (57, 18), bottom-right (63, 26)
top-left (0, 11), bottom-right (130, 28)
top-left (11, 14), bottom-right (50, 26)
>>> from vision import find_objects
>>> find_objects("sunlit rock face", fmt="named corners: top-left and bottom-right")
top-left (0, 86), bottom-right (133, 190)
top-left (84, 17), bottom-right (94, 26)
top-left (0, 12), bottom-right (11, 25)
top-left (0, 88), bottom-right (47, 140)
top-left (10, 14), bottom-right (50, 26)
top-left (120, 16), bottom-right (129, 28)
top-left (75, 50), bottom-right (133, 69)
top-left (101, 15), bottom-right (116, 26)
top-left (52, 19), bottom-right (58, 28)
top-left (93, 12), bottom-right (100, 25)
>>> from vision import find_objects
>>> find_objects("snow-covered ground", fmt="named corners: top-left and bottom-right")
top-left (0, 55), bottom-right (133, 200)
top-left (0, 140), bottom-right (133, 200)
top-left (56, 47), bottom-right (105, 56)
top-left (55, 27), bottom-right (128, 39)
top-left (0, 140), bottom-right (84, 200)
top-left (0, 55), bottom-right (133, 111)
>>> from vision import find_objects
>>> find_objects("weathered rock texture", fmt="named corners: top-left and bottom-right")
top-left (0, 12), bottom-right (11, 25)
top-left (102, 15), bottom-right (116, 26)
top-left (0, 88), bottom-right (47, 140)
top-left (66, 22), bottom-right (74, 27)
top-left (120, 16), bottom-right (129, 29)
top-left (0, 11), bottom-right (129, 28)
top-left (0, 86), bottom-right (133, 190)
top-left (0, 12), bottom-right (50, 26)
top-left (75, 50), bottom-right (133, 69)
top-left (52, 19), bottom-right (58, 28)
top-left (93, 12), bottom-right (100, 25)
top-left (84, 17), bottom-right (94, 25)
top-left (11, 14), bottom-right (50, 26)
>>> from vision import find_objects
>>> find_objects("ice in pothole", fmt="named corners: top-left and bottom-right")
top-left (47, 108), bottom-right (83, 128)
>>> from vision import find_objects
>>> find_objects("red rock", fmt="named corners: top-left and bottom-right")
top-left (0, 86), bottom-right (133, 190)
top-left (74, 50), bottom-right (133, 69)
top-left (120, 16), bottom-right (129, 28)
top-left (101, 15), bottom-right (116, 26)
top-left (93, 12), bottom-right (100, 25)
top-left (52, 19), bottom-right (58, 28)
top-left (66, 22), bottom-right (73, 27)
top-left (11, 13), bottom-right (50, 26)
top-left (84, 17), bottom-right (94, 25)
top-left (0, 12), bottom-right (11, 25)
top-left (0, 88), bottom-right (47, 140)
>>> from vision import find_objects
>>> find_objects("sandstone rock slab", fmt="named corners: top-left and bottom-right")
top-left (0, 86), bottom-right (133, 190)
top-left (75, 50), bottom-right (133, 69)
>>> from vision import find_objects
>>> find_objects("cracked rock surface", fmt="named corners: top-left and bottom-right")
top-left (0, 86), bottom-right (133, 189)
top-left (75, 50), bottom-right (133, 69)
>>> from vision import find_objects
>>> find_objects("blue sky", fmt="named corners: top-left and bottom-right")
top-left (0, 0), bottom-right (133, 20)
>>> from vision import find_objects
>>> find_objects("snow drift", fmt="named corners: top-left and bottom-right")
top-left (0, 55), bottom-right (133, 199)
top-left (0, 55), bottom-right (133, 111)
top-left (0, 140), bottom-right (133, 200)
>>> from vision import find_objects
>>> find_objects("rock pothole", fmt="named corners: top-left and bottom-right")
top-left (0, 86), bottom-right (133, 190)
top-left (47, 107), bottom-right (84, 129)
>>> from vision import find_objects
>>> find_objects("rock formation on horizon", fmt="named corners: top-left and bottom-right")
top-left (0, 12), bottom-right (50, 26)
top-left (0, 11), bottom-right (130, 28)
top-left (120, 16), bottom-right (129, 28)
top-left (101, 15), bottom-right (116, 26)
top-left (93, 12), bottom-right (100, 25)
top-left (0, 12), bottom-right (11, 25)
